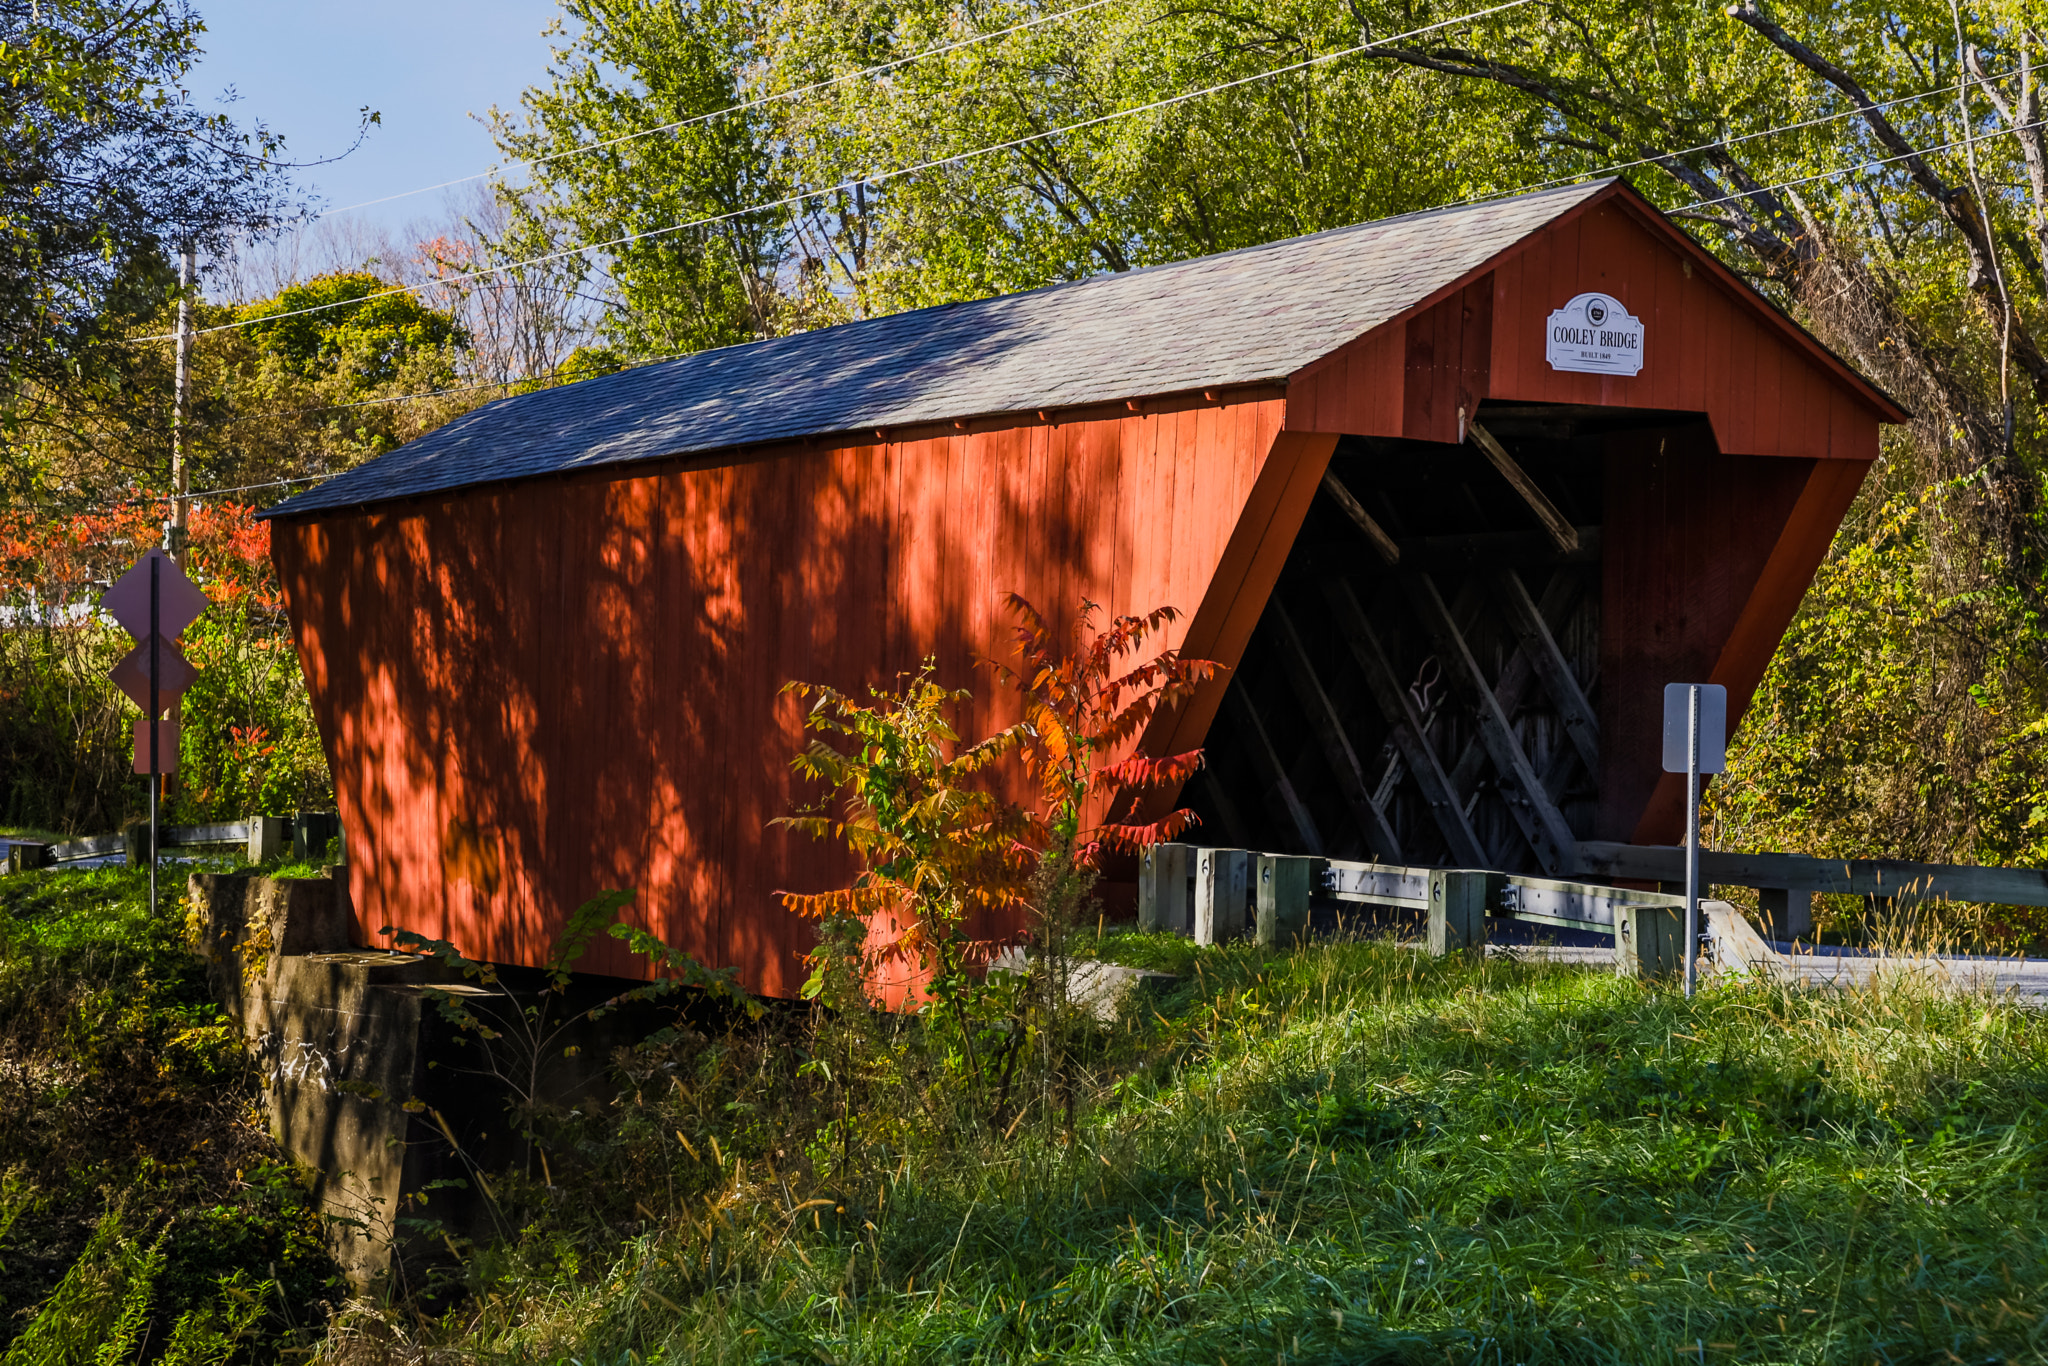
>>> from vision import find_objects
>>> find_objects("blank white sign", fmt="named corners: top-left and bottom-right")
top-left (1662, 683), bottom-right (1727, 773)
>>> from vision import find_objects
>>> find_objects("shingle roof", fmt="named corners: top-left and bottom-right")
top-left (265, 180), bottom-right (1616, 519)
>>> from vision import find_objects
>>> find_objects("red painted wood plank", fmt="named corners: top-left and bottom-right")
top-left (1153, 426), bottom-right (1338, 767)
top-left (1829, 386), bottom-right (1880, 461)
top-left (1752, 329), bottom-right (1784, 458)
top-left (1646, 244), bottom-right (1679, 411)
top-left (1722, 313), bottom-right (1758, 454)
top-left (1628, 454), bottom-right (1870, 842)
top-left (1599, 427), bottom-right (1822, 843)
top-left (1491, 252), bottom-right (1524, 391)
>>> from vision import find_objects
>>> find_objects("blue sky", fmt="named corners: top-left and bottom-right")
top-left (188, 0), bottom-right (568, 237)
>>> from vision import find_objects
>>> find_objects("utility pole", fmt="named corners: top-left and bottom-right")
top-left (170, 241), bottom-right (194, 565)
top-left (165, 242), bottom-right (194, 806)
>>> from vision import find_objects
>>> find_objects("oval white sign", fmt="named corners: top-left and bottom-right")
top-left (1545, 292), bottom-right (1644, 376)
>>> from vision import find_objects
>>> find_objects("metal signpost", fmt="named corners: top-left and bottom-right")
top-left (1662, 683), bottom-right (1727, 997)
top-left (99, 541), bottom-right (209, 915)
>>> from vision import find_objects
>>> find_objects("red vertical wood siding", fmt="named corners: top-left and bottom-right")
top-left (1595, 427), bottom-right (1869, 845)
top-left (274, 183), bottom-right (1905, 993)
top-left (1289, 192), bottom-right (1895, 461)
top-left (274, 397), bottom-right (1298, 995)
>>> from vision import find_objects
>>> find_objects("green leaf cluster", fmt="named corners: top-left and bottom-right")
top-left (236, 272), bottom-right (469, 389)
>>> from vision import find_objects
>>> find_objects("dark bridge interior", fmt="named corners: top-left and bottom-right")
top-left (1185, 400), bottom-right (1711, 874)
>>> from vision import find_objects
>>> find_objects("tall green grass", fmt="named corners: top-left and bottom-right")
top-left (334, 936), bottom-right (2048, 1364)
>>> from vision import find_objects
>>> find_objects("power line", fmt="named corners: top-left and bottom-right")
top-left (202, 354), bottom-right (651, 430)
top-left (161, 73), bottom-right (2028, 450)
top-left (1673, 117), bottom-right (2047, 213)
top-left (137, 0), bottom-right (1541, 344)
top-left (194, 75), bottom-right (2021, 420)
top-left (1460, 68), bottom-right (2013, 209)
top-left (28, 473), bottom-right (333, 517)
top-left (315, 0), bottom-right (1123, 221)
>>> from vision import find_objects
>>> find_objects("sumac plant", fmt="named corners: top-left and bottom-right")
top-left (777, 594), bottom-right (1213, 1138)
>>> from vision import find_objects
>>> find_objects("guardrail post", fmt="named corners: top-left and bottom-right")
top-left (122, 820), bottom-right (151, 869)
top-left (248, 816), bottom-right (291, 865)
top-left (294, 813), bottom-right (341, 863)
top-left (1256, 855), bottom-right (1314, 947)
top-left (1195, 848), bottom-right (1250, 945)
top-left (1428, 869), bottom-right (1489, 954)
top-left (1757, 887), bottom-right (1811, 941)
top-left (1139, 843), bottom-right (1193, 935)
top-left (1616, 902), bottom-right (1686, 980)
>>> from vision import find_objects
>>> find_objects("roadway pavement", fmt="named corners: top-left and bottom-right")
top-left (1492, 940), bottom-right (2048, 999)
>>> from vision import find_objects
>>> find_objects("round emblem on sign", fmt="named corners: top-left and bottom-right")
top-left (1544, 291), bottom-right (1646, 376)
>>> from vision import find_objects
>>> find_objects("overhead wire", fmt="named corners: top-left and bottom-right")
top-left (314, 0), bottom-right (1123, 221)
top-left (93, 474), bottom-right (333, 510)
top-left (179, 70), bottom-right (2025, 439)
top-left (1450, 67), bottom-right (2014, 209)
top-left (134, 0), bottom-right (1542, 344)
top-left (1671, 116), bottom-right (2047, 213)
top-left (86, 19), bottom-right (2037, 513)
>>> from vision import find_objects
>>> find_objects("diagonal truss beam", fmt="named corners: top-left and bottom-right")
top-left (1404, 571), bottom-right (1580, 874)
top-left (1271, 599), bottom-right (1403, 862)
top-left (1466, 417), bottom-right (1579, 554)
top-left (1193, 767), bottom-right (1254, 849)
top-left (1322, 579), bottom-right (1488, 867)
top-left (1492, 567), bottom-right (1600, 775)
top-left (1229, 683), bottom-right (1324, 855)
top-left (1444, 568), bottom-right (1585, 801)
top-left (1320, 470), bottom-right (1401, 565)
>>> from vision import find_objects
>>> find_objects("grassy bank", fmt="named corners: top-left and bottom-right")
top-left (0, 862), bottom-right (340, 1362)
top-left (5, 865), bottom-right (2047, 1363)
top-left (331, 933), bottom-right (2048, 1364)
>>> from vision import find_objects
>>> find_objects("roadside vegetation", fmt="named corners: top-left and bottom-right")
top-left (296, 924), bottom-right (2048, 1363)
top-left (0, 862), bottom-right (339, 1362)
top-left (310, 613), bottom-right (2048, 1362)
top-left (8, 858), bottom-right (2048, 1365)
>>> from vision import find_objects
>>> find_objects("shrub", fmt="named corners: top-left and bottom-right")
top-left (0, 502), bottom-right (330, 835)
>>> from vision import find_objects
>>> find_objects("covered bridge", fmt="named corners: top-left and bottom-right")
top-left (263, 178), bottom-right (1906, 995)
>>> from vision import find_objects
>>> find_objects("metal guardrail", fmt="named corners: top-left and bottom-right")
top-left (1320, 858), bottom-right (1684, 931)
top-left (1574, 840), bottom-right (2048, 907)
top-left (5, 813), bottom-right (341, 871)
top-left (1140, 843), bottom-right (1693, 975)
top-left (45, 821), bottom-right (254, 863)
top-left (1156, 837), bottom-right (2048, 978)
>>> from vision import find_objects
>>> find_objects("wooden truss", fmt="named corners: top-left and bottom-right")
top-left (1189, 414), bottom-right (1608, 875)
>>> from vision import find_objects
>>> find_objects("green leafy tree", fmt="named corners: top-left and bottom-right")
top-left (237, 271), bottom-right (468, 388)
top-left (0, 0), bottom-right (299, 494)
top-left (495, 0), bottom-right (795, 355)
top-left (763, 0), bottom-right (1540, 311)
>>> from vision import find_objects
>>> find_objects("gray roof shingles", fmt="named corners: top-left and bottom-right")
top-left (264, 180), bottom-right (1613, 519)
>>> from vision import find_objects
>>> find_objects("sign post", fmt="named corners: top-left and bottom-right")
top-left (99, 543), bottom-right (209, 917)
top-left (149, 553), bottom-right (158, 914)
top-left (1661, 683), bottom-right (1727, 997)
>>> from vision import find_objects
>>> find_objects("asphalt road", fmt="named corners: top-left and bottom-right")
top-left (1496, 941), bottom-right (2048, 999)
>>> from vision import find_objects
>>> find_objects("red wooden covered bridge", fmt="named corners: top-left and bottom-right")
top-left (263, 178), bottom-right (1906, 995)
